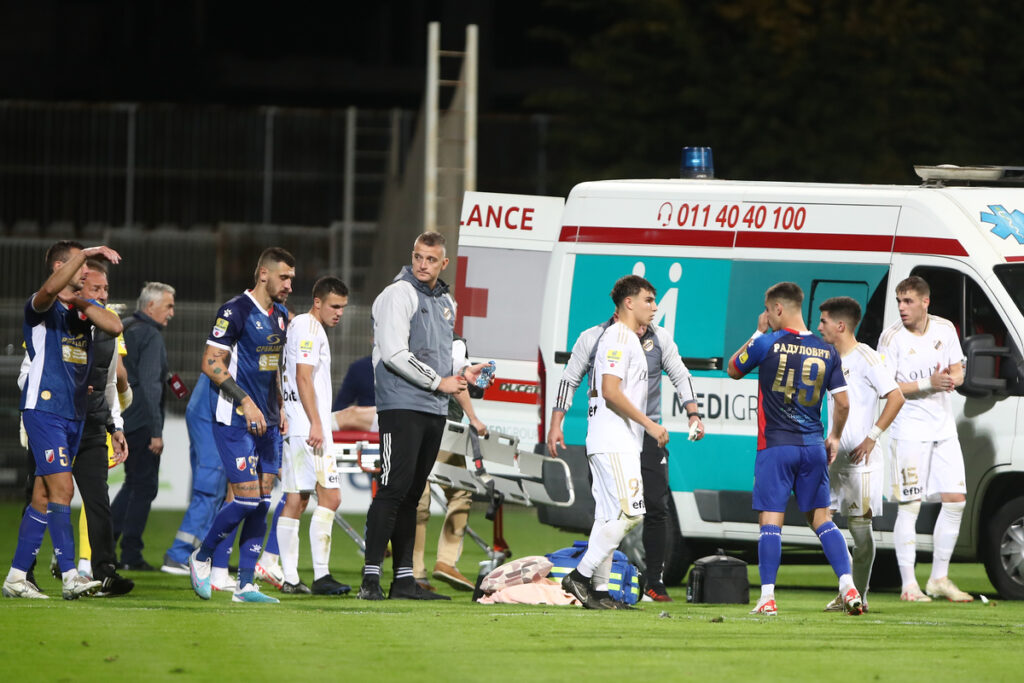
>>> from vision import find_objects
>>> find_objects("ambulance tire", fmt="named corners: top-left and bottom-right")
top-left (983, 496), bottom-right (1024, 600)
top-left (662, 496), bottom-right (693, 586)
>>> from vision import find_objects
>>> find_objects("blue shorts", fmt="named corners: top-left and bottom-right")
top-left (753, 444), bottom-right (830, 513)
top-left (23, 409), bottom-right (84, 476)
top-left (212, 423), bottom-right (282, 484)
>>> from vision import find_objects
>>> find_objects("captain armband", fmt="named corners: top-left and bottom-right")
top-left (219, 377), bottom-right (250, 404)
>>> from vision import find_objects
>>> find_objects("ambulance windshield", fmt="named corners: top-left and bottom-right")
top-left (994, 264), bottom-right (1024, 320)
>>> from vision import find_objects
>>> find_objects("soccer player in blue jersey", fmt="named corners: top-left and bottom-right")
top-left (727, 281), bottom-right (862, 616)
top-left (188, 247), bottom-right (295, 603)
top-left (4, 241), bottom-right (123, 600)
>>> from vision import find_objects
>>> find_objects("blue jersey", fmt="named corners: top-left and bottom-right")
top-left (21, 296), bottom-right (98, 420)
top-left (205, 291), bottom-right (288, 428)
top-left (732, 328), bottom-right (846, 450)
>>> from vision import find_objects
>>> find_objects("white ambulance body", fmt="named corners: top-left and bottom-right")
top-left (457, 168), bottom-right (1024, 598)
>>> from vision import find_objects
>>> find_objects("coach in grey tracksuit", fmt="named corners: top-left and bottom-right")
top-left (547, 317), bottom-right (704, 599)
top-left (358, 231), bottom-right (486, 601)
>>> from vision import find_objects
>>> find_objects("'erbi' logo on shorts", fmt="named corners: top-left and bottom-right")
top-left (235, 457), bottom-right (247, 471)
top-left (45, 449), bottom-right (55, 463)
top-left (40, 390), bottom-right (51, 400)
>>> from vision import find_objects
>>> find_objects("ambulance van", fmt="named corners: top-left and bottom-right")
top-left (456, 166), bottom-right (1024, 598)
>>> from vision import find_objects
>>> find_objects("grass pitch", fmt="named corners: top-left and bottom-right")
top-left (1, 502), bottom-right (1023, 682)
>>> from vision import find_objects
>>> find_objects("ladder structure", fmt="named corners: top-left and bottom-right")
top-left (424, 22), bottom-right (478, 241)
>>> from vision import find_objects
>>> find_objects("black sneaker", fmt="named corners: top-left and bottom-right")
top-left (95, 572), bottom-right (135, 597)
top-left (593, 590), bottom-right (638, 610)
top-left (356, 578), bottom-right (385, 601)
top-left (280, 581), bottom-right (312, 595)
top-left (311, 575), bottom-right (351, 596)
top-left (561, 570), bottom-right (609, 610)
top-left (388, 578), bottom-right (451, 601)
top-left (119, 560), bottom-right (157, 572)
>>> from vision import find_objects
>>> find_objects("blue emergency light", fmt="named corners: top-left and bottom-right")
top-left (681, 146), bottom-right (714, 179)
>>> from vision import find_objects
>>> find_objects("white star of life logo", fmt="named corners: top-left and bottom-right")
top-left (224, 309), bottom-right (233, 317)
top-left (249, 543), bottom-right (263, 554)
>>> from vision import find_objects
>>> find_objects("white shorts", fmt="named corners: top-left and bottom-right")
top-left (281, 435), bottom-right (340, 493)
top-left (588, 451), bottom-right (645, 521)
top-left (829, 447), bottom-right (883, 517)
top-left (889, 437), bottom-right (966, 502)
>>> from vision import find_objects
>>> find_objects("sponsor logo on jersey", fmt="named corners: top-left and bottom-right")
top-left (223, 309), bottom-right (232, 317)
top-left (259, 353), bottom-right (280, 371)
top-left (908, 348), bottom-right (916, 355)
top-left (236, 457), bottom-right (247, 471)
top-left (45, 449), bottom-right (55, 463)
top-left (213, 317), bottom-right (229, 338)
top-left (606, 349), bottom-right (623, 363)
top-left (300, 340), bottom-right (313, 352)
top-left (255, 319), bottom-right (264, 330)
top-left (40, 390), bottom-right (51, 400)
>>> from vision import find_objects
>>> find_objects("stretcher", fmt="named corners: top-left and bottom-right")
top-left (327, 422), bottom-right (576, 564)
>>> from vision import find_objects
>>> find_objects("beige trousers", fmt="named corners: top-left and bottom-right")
top-left (412, 450), bottom-right (473, 578)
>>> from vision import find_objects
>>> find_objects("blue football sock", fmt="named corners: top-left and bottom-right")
top-left (263, 497), bottom-right (285, 555)
top-left (816, 521), bottom-right (852, 578)
top-left (47, 503), bottom-right (75, 573)
top-left (11, 507), bottom-right (48, 572)
top-left (212, 525), bottom-right (239, 569)
top-left (758, 524), bottom-right (783, 586)
top-left (236, 499), bottom-right (270, 587)
top-left (197, 497), bottom-right (260, 562)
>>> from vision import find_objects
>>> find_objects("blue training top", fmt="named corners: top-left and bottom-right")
top-left (21, 296), bottom-right (99, 421)
top-left (732, 328), bottom-right (845, 450)
top-left (205, 291), bottom-right (288, 428)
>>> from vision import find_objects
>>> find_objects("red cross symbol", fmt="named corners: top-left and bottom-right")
top-left (455, 255), bottom-right (489, 336)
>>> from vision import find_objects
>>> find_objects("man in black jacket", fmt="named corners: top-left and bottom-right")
top-left (111, 281), bottom-right (176, 570)
top-left (72, 260), bottom-right (134, 594)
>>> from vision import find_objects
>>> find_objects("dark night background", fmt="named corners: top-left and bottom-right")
top-left (3, 0), bottom-right (1023, 194)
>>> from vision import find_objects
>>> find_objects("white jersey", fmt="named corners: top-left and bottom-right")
top-left (586, 322), bottom-right (648, 454)
top-left (282, 312), bottom-right (333, 439)
top-left (877, 315), bottom-right (964, 441)
top-left (827, 343), bottom-right (899, 463)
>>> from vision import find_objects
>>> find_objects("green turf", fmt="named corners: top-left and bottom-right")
top-left (2, 503), bottom-right (1023, 682)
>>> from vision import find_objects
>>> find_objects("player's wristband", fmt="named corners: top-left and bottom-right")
top-left (868, 425), bottom-right (883, 442)
top-left (687, 412), bottom-right (701, 419)
top-left (916, 378), bottom-right (932, 393)
top-left (219, 377), bottom-right (250, 404)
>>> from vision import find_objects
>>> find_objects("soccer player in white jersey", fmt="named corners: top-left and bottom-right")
top-left (818, 296), bottom-right (905, 611)
top-left (877, 275), bottom-right (973, 602)
top-left (561, 275), bottom-right (668, 610)
top-left (277, 276), bottom-right (351, 596)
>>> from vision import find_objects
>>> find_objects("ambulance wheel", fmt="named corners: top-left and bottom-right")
top-left (983, 496), bottom-right (1024, 600)
top-left (662, 496), bottom-right (693, 586)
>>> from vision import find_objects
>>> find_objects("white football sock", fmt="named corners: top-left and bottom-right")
top-left (210, 565), bottom-right (230, 586)
top-left (929, 501), bottom-right (965, 582)
top-left (760, 583), bottom-right (775, 600)
top-left (278, 517), bottom-right (301, 584)
top-left (577, 519), bottom-right (629, 578)
top-left (591, 553), bottom-right (613, 593)
top-left (848, 516), bottom-right (875, 596)
top-left (309, 506), bottom-right (335, 581)
top-left (894, 502), bottom-right (920, 587)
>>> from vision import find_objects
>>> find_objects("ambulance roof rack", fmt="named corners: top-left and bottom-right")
top-left (914, 165), bottom-right (1024, 187)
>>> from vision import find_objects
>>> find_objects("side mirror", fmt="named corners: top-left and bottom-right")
top-left (959, 334), bottom-right (1010, 398)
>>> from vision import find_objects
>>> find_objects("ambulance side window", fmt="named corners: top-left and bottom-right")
top-left (911, 266), bottom-right (1009, 342)
top-left (856, 273), bottom-right (888, 346)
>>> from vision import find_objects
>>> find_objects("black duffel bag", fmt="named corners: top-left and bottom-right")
top-left (686, 550), bottom-right (749, 604)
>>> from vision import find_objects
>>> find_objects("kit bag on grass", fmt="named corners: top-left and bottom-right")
top-left (546, 541), bottom-right (640, 605)
top-left (686, 550), bottom-right (749, 604)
